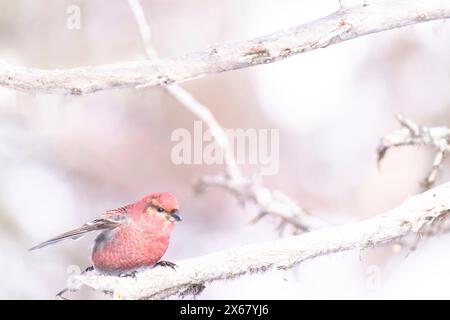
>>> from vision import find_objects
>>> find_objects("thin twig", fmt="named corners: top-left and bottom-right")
top-left (1, 0), bottom-right (449, 95)
top-left (128, 0), bottom-right (241, 182)
top-left (197, 174), bottom-right (325, 230)
top-left (378, 114), bottom-right (450, 188)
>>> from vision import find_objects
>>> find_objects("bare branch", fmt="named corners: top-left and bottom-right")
top-left (197, 174), bottom-right (326, 231)
top-left (1, 0), bottom-right (449, 95)
top-left (127, 0), bottom-right (158, 59)
top-left (128, 0), bottom-right (316, 230)
top-left (378, 115), bottom-right (450, 188)
top-left (68, 182), bottom-right (450, 299)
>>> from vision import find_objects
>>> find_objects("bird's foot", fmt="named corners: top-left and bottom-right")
top-left (118, 270), bottom-right (138, 278)
top-left (82, 265), bottom-right (94, 274)
top-left (155, 260), bottom-right (178, 270)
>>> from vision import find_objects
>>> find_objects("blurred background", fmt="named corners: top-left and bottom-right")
top-left (1, 0), bottom-right (450, 299)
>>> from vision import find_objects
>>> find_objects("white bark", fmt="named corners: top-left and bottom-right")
top-left (1, 0), bottom-right (449, 95)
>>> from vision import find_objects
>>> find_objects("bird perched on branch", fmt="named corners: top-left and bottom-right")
top-left (29, 192), bottom-right (182, 275)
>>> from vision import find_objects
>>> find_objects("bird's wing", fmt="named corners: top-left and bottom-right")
top-left (29, 208), bottom-right (129, 251)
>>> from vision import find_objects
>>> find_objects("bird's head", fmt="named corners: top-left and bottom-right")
top-left (140, 192), bottom-right (182, 223)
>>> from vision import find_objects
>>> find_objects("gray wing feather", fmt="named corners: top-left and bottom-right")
top-left (28, 218), bottom-right (123, 251)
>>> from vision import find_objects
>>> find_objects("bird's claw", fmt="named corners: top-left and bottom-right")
top-left (118, 270), bottom-right (138, 278)
top-left (155, 260), bottom-right (178, 270)
top-left (82, 265), bottom-right (94, 274)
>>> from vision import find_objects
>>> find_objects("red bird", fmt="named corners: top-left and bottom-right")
top-left (30, 192), bottom-right (182, 274)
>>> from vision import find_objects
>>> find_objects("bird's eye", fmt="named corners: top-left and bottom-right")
top-left (157, 207), bottom-right (164, 213)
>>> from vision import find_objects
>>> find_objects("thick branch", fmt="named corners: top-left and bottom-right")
top-left (72, 182), bottom-right (450, 299)
top-left (1, 0), bottom-right (450, 95)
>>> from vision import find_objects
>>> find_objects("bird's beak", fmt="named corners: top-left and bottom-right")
top-left (169, 209), bottom-right (182, 222)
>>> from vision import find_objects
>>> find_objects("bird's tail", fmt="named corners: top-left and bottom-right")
top-left (28, 226), bottom-right (93, 251)
top-left (29, 218), bottom-right (121, 251)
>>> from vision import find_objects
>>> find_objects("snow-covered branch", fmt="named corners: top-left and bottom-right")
top-left (70, 182), bottom-right (450, 299)
top-left (1, 0), bottom-right (449, 95)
